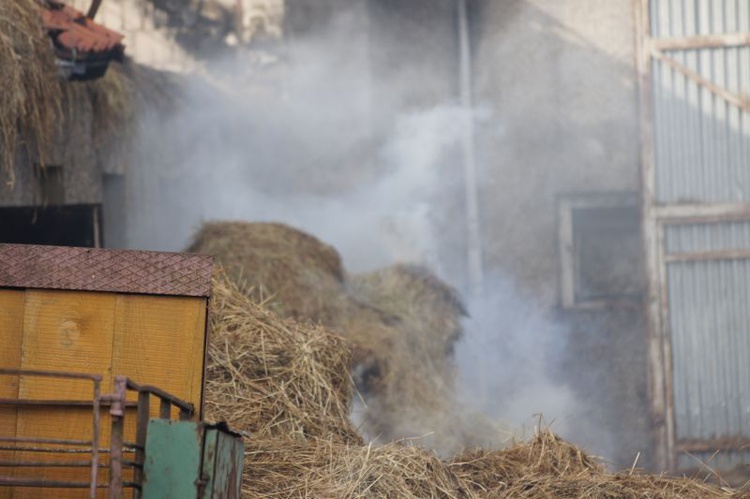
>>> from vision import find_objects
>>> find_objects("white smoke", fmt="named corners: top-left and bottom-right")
top-left (122, 5), bottom-right (604, 463)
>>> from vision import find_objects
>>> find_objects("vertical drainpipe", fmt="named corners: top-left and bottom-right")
top-left (457, 0), bottom-right (484, 297)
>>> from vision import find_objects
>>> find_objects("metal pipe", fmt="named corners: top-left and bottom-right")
top-left (457, 0), bottom-right (484, 297)
top-left (87, 0), bottom-right (103, 20)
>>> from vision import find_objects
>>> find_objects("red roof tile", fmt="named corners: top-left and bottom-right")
top-left (41, 1), bottom-right (124, 58)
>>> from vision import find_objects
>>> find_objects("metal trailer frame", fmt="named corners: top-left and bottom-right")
top-left (0, 369), bottom-right (195, 498)
top-left (635, 0), bottom-right (750, 471)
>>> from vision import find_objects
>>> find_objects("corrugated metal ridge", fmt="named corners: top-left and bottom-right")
top-left (0, 244), bottom-right (213, 297)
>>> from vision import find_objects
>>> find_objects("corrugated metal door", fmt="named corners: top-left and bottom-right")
top-left (637, 0), bottom-right (750, 471)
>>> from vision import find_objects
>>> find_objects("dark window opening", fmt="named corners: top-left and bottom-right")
top-left (559, 193), bottom-right (644, 308)
top-left (572, 205), bottom-right (642, 303)
top-left (35, 165), bottom-right (65, 205)
top-left (0, 205), bottom-right (101, 247)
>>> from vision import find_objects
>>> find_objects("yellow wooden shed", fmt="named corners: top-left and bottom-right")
top-left (0, 243), bottom-right (213, 497)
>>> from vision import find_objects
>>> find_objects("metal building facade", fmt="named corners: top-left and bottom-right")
top-left (637, 0), bottom-right (750, 471)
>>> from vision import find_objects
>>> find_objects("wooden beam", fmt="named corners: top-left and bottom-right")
top-left (652, 50), bottom-right (750, 114)
top-left (651, 33), bottom-right (750, 51)
top-left (666, 249), bottom-right (750, 263)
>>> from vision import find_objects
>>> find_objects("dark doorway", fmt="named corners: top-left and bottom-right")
top-left (0, 205), bottom-right (101, 247)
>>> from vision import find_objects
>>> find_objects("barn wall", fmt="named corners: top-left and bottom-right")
top-left (472, 0), bottom-right (652, 469)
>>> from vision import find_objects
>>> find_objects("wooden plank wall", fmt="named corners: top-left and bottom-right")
top-left (0, 289), bottom-right (208, 498)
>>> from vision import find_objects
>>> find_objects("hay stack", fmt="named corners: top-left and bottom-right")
top-left (188, 222), bottom-right (350, 325)
top-left (203, 268), bottom-right (744, 498)
top-left (344, 264), bottom-right (469, 452)
top-left (204, 272), bottom-right (361, 443)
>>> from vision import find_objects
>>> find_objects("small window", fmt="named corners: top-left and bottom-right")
top-left (559, 193), bottom-right (644, 308)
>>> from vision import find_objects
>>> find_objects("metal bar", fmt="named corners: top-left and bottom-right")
top-left (0, 447), bottom-right (108, 454)
top-left (0, 461), bottom-right (105, 468)
top-left (0, 437), bottom-right (92, 446)
top-left (0, 399), bottom-right (137, 408)
top-left (457, 0), bottom-right (484, 297)
top-left (651, 33), bottom-right (750, 51)
top-left (86, 0), bottom-right (103, 19)
top-left (159, 398), bottom-right (171, 419)
top-left (0, 477), bottom-right (106, 488)
top-left (124, 379), bottom-right (194, 415)
top-left (652, 50), bottom-right (750, 114)
top-left (666, 250), bottom-right (750, 263)
top-left (0, 369), bottom-right (102, 381)
top-left (90, 377), bottom-right (101, 499)
top-left (109, 377), bottom-right (127, 499)
top-left (133, 391), bottom-right (149, 498)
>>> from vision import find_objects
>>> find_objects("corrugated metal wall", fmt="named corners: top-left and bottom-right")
top-left (647, 0), bottom-right (750, 471)
top-left (651, 0), bottom-right (750, 204)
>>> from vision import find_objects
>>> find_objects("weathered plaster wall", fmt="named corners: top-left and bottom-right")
top-left (472, 0), bottom-right (651, 470)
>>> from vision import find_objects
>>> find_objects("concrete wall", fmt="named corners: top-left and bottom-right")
top-left (472, 0), bottom-right (651, 469)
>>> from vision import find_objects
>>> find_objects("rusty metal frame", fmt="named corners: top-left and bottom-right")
top-left (0, 370), bottom-right (196, 498)
top-left (0, 369), bottom-right (102, 498)
top-left (636, 0), bottom-right (750, 472)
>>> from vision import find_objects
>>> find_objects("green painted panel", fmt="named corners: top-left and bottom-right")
top-left (201, 427), bottom-right (244, 499)
top-left (142, 420), bottom-right (201, 499)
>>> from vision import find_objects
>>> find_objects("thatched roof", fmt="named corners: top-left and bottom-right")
top-left (0, 0), bottom-right (178, 203)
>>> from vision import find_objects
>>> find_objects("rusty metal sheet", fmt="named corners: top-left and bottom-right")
top-left (0, 244), bottom-right (213, 298)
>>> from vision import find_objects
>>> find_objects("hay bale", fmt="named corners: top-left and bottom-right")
top-left (204, 272), bottom-right (361, 444)
top-left (343, 264), bottom-right (469, 452)
top-left (188, 221), bottom-right (350, 325)
top-left (242, 436), bottom-right (472, 498)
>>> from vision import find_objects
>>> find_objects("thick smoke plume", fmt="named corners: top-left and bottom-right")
top-left (124, 6), bottom-right (605, 462)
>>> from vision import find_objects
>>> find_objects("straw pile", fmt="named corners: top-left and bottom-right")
top-left (449, 429), bottom-right (748, 498)
top-left (190, 222), bottom-right (505, 454)
top-left (242, 437), bottom-right (470, 498)
top-left (344, 264), bottom-right (470, 451)
top-left (188, 222), bottom-right (349, 325)
top-left (204, 273), bottom-right (360, 444)
top-left (202, 265), bottom-right (746, 498)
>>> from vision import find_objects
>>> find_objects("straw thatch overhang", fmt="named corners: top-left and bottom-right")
top-left (0, 0), bottom-right (179, 208)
